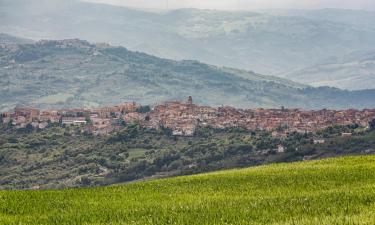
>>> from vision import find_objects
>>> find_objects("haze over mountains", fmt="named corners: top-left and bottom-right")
top-left (1, 0), bottom-right (375, 90)
top-left (1, 36), bottom-right (375, 112)
top-left (283, 50), bottom-right (375, 90)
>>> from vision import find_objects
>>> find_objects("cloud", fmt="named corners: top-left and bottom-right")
top-left (82, 0), bottom-right (375, 10)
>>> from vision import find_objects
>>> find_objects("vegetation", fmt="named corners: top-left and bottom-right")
top-left (1, 38), bottom-right (375, 112)
top-left (369, 119), bottom-right (375, 130)
top-left (0, 155), bottom-right (375, 224)
top-left (286, 50), bottom-right (375, 90)
top-left (1, 121), bottom-right (374, 189)
top-left (3, 0), bottom-right (375, 77)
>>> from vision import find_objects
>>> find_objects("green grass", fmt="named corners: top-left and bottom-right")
top-left (1, 155), bottom-right (375, 225)
top-left (127, 148), bottom-right (147, 159)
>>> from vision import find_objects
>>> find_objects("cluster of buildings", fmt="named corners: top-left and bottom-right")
top-left (1, 97), bottom-right (375, 136)
top-left (0, 102), bottom-right (139, 135)
top-left (145, 97), bottom-right (375, 136)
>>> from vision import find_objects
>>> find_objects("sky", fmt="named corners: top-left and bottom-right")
top-left (82, 0), bottom-right (375, 11)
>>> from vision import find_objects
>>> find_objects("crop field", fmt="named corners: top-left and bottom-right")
top-left (1, 155), bottom-right (375, 225)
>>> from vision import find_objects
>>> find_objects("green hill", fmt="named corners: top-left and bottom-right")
top-left (1, 155), bottom-right (375, 224)
top-left (1, 38), bottom-right (375, 111)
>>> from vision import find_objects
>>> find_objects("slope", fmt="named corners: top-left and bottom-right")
top-left (1, 0), bottom-right (375, 76)
top-left (0, 33), bottom-right (33, 44)
top-left (1, 155), bottom-right (375, 224)
top-left (282, 50), bottom-right (375, 90)
top-left (1, 122), bottom-right (375, 190)
top-left (1, 38), bottom-right (375, 111)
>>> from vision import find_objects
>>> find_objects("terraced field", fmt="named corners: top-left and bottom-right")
top-left (1, 156), bottom-right (375, 225)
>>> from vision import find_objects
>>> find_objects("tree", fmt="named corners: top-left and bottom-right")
top-left (25, 123), bottom-right (34, 133)
top-left (370, 119), bottom-right (375, 130)
top-left (160, 126), bottom-right (172, 136)
top-left (118, 117), bottom-right (126, 126)
top-left (80, 176), bottom-right (91, 186)
top-left (7, 119), bottom-right (13, 128)
top-left (136, 105), bottom-right (151, 113)
top-left (85, 117), bottom-right (92, 125)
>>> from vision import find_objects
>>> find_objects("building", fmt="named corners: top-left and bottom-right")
top-left (14, 107), bottom-right (40, 122)
top-left (61, 117), bottom-right (87, 126)
top-left (277, 145), bottom-right (285, 153)
top-left (341, 133), bottom-right (352, 138)
top-left (313, 139), bottom-right (325, 144)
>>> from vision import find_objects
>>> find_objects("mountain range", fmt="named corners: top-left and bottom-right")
top-left (1, 36), bottom-right (375, 111)
top-left (282, 50), bottom-right (375, 90)
top-left (0, 33), bottom-right (32, 45)
top-left (1, 0), bottom-right (375, 90)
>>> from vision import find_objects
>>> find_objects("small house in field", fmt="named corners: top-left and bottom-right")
top-left (341, 133), bottom-right (352, 138)
top-left (313, 139), bottom-right (325, 144)
top-left (276, 145), bottom-right (285, 153)
top-left (31, 185), bottom-right (40, 190)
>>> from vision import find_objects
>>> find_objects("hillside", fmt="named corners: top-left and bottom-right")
top-left (1, 38), bottom-right (375, 111)
top-left (1, 0), bottom-right (375, 77)
top-left (1, 121), bottom-right (375, 190)
top-left (282, 50), bottom-right (375, 90)
top-left (268, 8), bottom-right (375, 30)
top-left (0, 33), bottom-right (33, 44)
top-left (1, 155), bottom-right (375, 224)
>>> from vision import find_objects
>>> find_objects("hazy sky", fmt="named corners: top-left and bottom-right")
top-left (83, 0), bottom-right (375, 10)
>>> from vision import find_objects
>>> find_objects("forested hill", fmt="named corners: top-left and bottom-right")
top-left (1, 38), bottom-right (375, 111)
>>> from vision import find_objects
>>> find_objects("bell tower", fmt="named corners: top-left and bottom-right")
top-left (187, 96), bottom-right (193, 105)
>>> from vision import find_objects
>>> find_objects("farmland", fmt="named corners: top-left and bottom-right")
top-left (1, 155), bottom-right (375, 224)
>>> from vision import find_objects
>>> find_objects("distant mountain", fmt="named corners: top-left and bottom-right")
top-left (283, 50), bottom-right (375, 90)
top-left (0, 33), bottom-right (33, 44)
top-left (1, 37), bottom-right (375, 111)
top-left (1, 0), bottom-right (375, 78)
top-left (265, 9), bottom-right (375, 30)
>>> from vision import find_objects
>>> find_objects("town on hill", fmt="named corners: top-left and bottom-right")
top-left (2, 96), bottom-right (375, 137)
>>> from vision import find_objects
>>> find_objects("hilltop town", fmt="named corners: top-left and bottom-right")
top-left (1, 97), bottom-right (375, 136)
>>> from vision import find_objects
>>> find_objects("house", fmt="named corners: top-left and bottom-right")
top-left (38, 122), bottom-right (49, 129)
top-left (39, 110), bottom-right (59, 123)
top-left (313, 139), bottom-right (325, 144)
top-left (2, 117), bottom-right (11, 124)
top-left (31, 185), bottom-right (41, 190)
top-left (172, 129), bottom-right (184, 136)
top-left (31, 122), bottom-right (39, 128)
top-left (61, 117), bottom-right (87, 125)
top-left (84, 125), bottom-right (96, 134)
top-left (13, 116), bottom-right (27, 125)
top-left (341, 133), bottom-right (352, 138)
top-left (271, 131), bottom-right (287, 138)
top-left (94, 125), bottom-right (117, 136)
top-left (276, 145), bottom-right (285, 153)
top-left (124, 112), bottom-right (143, 123)
top-left (14, 107), bottom-right (40, 122)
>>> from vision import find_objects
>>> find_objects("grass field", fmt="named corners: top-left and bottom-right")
top-left (1, 155), bottom-right (375, 225)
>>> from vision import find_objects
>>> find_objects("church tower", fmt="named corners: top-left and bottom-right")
top-left (187, 96), bottom-right (193, 105)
